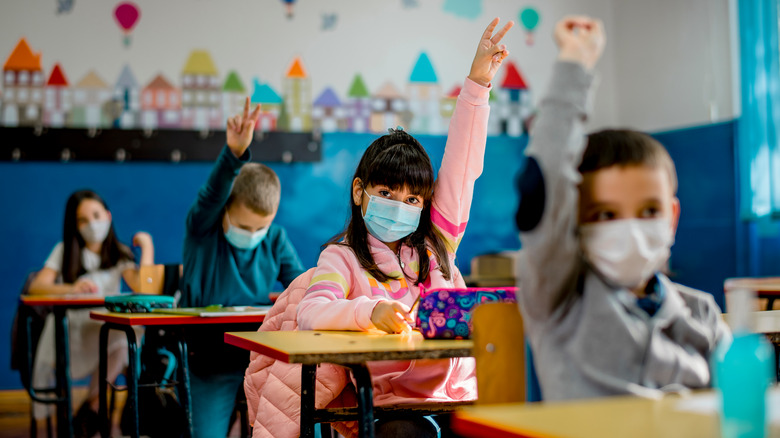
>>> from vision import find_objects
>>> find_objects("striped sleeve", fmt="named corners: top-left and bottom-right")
top-left (430, 77), bottom-right (490, 254)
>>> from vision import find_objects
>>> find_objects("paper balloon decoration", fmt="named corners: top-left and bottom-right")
top-left (519, 7), bottom-right (540, 45)
top-left (114, 2), bottom-right (140, 47)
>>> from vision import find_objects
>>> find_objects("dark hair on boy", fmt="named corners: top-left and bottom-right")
top-left (62, 190), bottom-right (134, 283)
top-left (228, 163), bottom-right (281, 216)
top-left (580, 129), bottom-right (678, 194)
top-left (327, 130), bottom-right (452, 285)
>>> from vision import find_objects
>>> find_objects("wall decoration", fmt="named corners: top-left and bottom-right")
top-left (0, 36), bottom-right (534, 149)
top-left (281, 0), bottom-right (296, 19)
top-left (443, 0), bottom-right (482, 20)
top-left (321, 12), bottom-right (338, 31)
top-left (57, 0), bottom-right (74, 14)
top-left (113, 2), bottom-right (141, 47)
top-left (401, 0), bottom-right (419, 8)
top-left (519, 7), bottom-right (540, 46)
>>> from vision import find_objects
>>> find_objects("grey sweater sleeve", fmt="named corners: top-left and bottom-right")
top-left (518, 61), bottom-right (594, 322)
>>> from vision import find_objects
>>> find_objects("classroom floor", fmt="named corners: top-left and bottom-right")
top-left (0, 386), bottom-right (247, 438)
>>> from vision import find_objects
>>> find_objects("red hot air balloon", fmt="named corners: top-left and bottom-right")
top-left (114, 2), bottom-right (140, 47)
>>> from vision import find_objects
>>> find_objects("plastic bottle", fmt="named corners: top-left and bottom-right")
top-left (712, 288), bottom-right (775, 438)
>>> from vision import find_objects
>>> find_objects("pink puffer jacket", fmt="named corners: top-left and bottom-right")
top-left (243, 268), bottom-right (358, 438)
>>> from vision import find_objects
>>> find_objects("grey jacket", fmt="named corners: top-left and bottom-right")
top-left (517, 61), bottom-right (731, 401)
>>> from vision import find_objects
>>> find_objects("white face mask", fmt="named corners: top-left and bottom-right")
top-left (579, 218), bottom-right (674, 290)
top-left (79, 219), bottom-right (111, 244)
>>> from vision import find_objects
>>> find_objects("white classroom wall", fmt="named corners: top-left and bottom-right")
top-left (0, 0), bottom-right (735, 133)
top-left (611, 0), bottom-right (735, 132)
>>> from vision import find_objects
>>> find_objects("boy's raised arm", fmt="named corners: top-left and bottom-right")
top-left (518, 17), bottom-right (605, 321)
top-left (186, 99), bottom-right (261, 237)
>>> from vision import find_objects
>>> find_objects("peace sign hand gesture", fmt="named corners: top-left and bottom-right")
top-left (226, 97), bottom-right (262, 158)
top-left (468, 17), bottom-right (514, 87)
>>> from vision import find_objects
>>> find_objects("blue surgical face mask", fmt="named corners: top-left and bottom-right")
top-left (362, 190), bottom-right (422, 243)
top-left (224, 211), bottom-right (269, 250)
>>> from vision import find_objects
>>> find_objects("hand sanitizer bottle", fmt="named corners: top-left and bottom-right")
top-left (713, 288), bottom-right (775, 438)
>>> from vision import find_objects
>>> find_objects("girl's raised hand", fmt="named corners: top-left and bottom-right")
top-left (554, 16), bottom-right (605, 71)
top-left (468, 17), bottom-right (514, 88)
top-left (226, 97), bottom-right (262, 158)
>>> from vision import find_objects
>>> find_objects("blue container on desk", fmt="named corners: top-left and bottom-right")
top-left (713, 290), bottom-right (775, 438)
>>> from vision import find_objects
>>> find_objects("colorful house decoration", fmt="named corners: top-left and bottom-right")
top-left (181, 50), bottom-right (222, 130)
top-left (113, 64), bottom-right (140, 128)
top-left (281, 57), bottom-right (311, 132)
top-left (0, 36), bottom-right (532, 137)
top-left (2, 38), bottom-right (45, 127)
top-left (312, 87), bottom-right (345, 133)
top-left (496, 60), bottom-right (530, 137)
top-left (345, 74), bottom-right (370, 133)
top-left (140, 74), bottom-right (180, 129)
top-left (407, 52), bottom-right (442, 134)
top-left (222, 70), bottom-right (246, 122)
top-left (250, 78), bottom-right (283, 132)
top-left (44, 63), bottom-right (70, 127)
top-left (370, 82), bottom-right (406, 133)
top-left (70, 70), bottom-right (112, 128)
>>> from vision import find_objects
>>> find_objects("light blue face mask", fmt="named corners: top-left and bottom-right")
top-left (362, 190), bottom-right (422, 243)
top-left (224, 211), bottom-right (269, 250)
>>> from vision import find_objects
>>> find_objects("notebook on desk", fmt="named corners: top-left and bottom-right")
top-left (151, 305), bottom-right (272, 317)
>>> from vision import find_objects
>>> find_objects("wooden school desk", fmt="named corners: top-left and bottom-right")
top-left (90, 310), bottom-right (268, 438)
top-left (452, 389), bottom-right (780, 438)
top-left (19, 294), bottom-right (107, 438)
top-left (224, 330), bottom-right (474, 438)
top-left (725, 276), bottom-right (780, 310)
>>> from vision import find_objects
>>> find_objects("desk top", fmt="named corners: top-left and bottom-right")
top-left (452, 391), bottom-right (780, 438)
top-left (224, 330), bottom-right (473, 365)
top-left (725, 276), bottom-right (780, 294)
top-left (21, 294), bottom-right (107, 307)
top-left (90, 310), bottom-right (265, 326)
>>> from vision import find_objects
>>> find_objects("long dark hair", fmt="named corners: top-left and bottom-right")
top-left (62, 190), bottom-right (134, 283)
top-left (326, 130), bottom-right (452, 285)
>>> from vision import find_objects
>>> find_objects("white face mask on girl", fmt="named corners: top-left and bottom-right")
top-left (579, 218), bottom-right (674, 290)
top-left (79, 219), bottom-right (111, 244)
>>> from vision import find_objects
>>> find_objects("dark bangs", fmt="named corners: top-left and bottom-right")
top-left (357, 130), bottom-right (434, 199)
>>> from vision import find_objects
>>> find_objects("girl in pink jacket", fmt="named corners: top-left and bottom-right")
top-left (296, 18), bottom-right (514, 436)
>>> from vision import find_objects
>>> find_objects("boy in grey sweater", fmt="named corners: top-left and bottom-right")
top-left (516, 15), bottom-right (731, 401)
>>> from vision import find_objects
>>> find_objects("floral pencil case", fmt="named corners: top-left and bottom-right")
top-left (414, 287), bottom-right (517, 339)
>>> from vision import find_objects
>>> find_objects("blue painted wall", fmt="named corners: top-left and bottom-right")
top-left (4, 121), bottom-right (775, 390)
top-left (0, 132), bottom-right (526, 389)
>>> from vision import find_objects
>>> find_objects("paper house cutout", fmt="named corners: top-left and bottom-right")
top-left (44, 63), bottom-right (70, 127)
top-left (282, 56), bottom-right (311, 132)
top-left (141, 74), bottom-right (181, 129)
top-left (312, 87), bottom-right (346, 132)
top-left (181, 50), bottom-right (222, 130)
top-left (114, 65), bottom-right (140, 128)
top-left (251, 79), bottom-right (283, 132)
top-left (222, 70), bottom-right (246, 124)
top-left (407, 52), bottom-right (442, 133)
top-left (345, 74), bottom-right (370, 133)
top-left (2, 38), bottom-right (45, 126)
top-left (370, 82), bottom-right (406, 133)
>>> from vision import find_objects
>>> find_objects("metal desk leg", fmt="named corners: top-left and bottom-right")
top-left (98, 324), bottom-right (110, 438)
top-left (176, 332), bottom-right (194, 438)
top-left (348, 363), bottom-right (376, 438)
top-left (53, 307), bottom-right (74, 438)
top-left (300, 364), bottom-right (317, 438)
top-left (99, 323), bottom-right (139, 438)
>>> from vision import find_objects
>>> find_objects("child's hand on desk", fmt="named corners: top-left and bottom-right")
top-left (371, 301), bottom-right (414, 334)
top-left (468, 17), bottom-right (514, 88)
top-left (72, 278), bottom-right (98, 294)
top-left (226, 97), bottom-right (262, 158)
top-left (554, 16), bottom-right (606, 71)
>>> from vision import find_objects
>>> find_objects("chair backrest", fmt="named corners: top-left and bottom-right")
top-left (471, 301), bottom-right (526, 404)
top-left (138, 264), bottom-right (182, 295)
